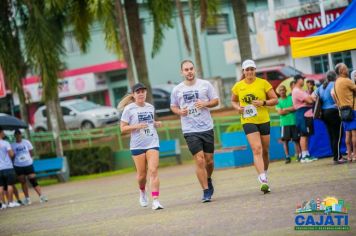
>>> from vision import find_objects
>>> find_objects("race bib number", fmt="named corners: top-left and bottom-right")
top-left (243, 105), bottom-right (257, 118)
top-left (187, 105), bottom-right (201, 117)
top-left (140, 124), bottom-right (154, 137)
top-left (18, 156), bottom-right (27, 162)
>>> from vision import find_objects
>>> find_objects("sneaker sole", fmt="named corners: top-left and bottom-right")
top-left (152, 206), bottom-right (164, 210)
top-left (201, 199), bottom-right (211, 203)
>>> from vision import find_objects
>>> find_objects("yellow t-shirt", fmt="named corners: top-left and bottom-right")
top-left (231, 78), bottom-right (273, 124)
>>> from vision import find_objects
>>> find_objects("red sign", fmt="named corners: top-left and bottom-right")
top-left (0, 68), bottom-right (6, 98)
top-left (275, 7), bottom-right (345, 46)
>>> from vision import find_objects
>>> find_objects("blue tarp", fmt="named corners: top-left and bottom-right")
top-left (313, 0), bottom-right (356, 36)
top-left (309, 119), bottom-right (346, 158)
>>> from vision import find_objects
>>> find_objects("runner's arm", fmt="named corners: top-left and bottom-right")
top-left (170, 105), bottom-right (188, 116)
top-left (195, 98), bottom-right (219, 109)
top-left (120, 121), bottom-right (147, 134)
top-left (8, 149), bottom-right (14, 158)
top-left (265, 89), bottom-right (278, 106)
top-left (231, 93), bottom-right (244, 114)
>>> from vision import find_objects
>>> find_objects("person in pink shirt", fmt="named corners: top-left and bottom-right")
top-left (291, 75), bottom-right (317, 163)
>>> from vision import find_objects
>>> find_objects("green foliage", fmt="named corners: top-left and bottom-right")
top-left (89, 0), bottom-right (122, 57)
top-left (40, 146), bottom-right (114, 176)
top-left (147, 0), bottom-right (174, 57)
top-left (67, 0), bottom-right (93, 53)
top-left (0, 1), bottom-right (26, 98)
top-left (23, 1), bottom-right (66, 101)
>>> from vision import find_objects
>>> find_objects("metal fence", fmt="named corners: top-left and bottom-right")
top-left (29, 114), bottom-right (281, 155)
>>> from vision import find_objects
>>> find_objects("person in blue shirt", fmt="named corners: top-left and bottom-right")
top-left (312, 71), bottom-right (344, 164)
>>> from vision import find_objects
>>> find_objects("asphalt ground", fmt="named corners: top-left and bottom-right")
top-left (0, 158), bottom-right (355, 236)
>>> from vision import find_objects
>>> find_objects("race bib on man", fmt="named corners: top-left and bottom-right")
top-left (243, 105), bottom-right (258, 118)
top-left (18, 155), bottom-right (27, 162)
top-left (140, 123), bottom-right (154, 137)
top-left (187, 104), bottom-right (201, 117)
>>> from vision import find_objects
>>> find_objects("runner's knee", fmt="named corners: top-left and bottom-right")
top-left (29, 177), bottom-right (39, 188)
top-left (251, 145), bottom-right (262, 156)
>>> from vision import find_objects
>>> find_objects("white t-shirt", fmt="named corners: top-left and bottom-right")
top-left (170, 79), bottom-right (218, 133)
top-left (121, 102), bottom-right (160, 150)
top-left (11, 139), bottom-right (34, 167)
top-left (0, 139), bottom-right (13, 170)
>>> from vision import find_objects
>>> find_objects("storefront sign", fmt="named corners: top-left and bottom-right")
top-left (275, 7), bottom-right (345, 46)
top-left (21, 73), bottom-right (107, 103)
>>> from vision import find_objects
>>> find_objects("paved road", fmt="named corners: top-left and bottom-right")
top-left (1, 158), bottom-right (355, 236)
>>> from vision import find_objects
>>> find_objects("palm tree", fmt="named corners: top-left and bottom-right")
top-left (0, 0), bottom-right (30, 138)
top-left (231, 0), bottom-right (252, 61)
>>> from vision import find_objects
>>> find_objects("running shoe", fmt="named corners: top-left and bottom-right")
top-left (208, 178), bottom-right (214, 198)
top-left (23, 197), bottom-right (32, 205)
top-left (39, 195), bottom-right (48, 203)
top-left (0, 203), bottom-right (7, 210)
top-left (285, 157), bottom-right (291, 164)
top-left (151, 199), bottom-right (164, 210)
top-left (201, 189), bottom-right (211, 203)
top-left (139, 191), bottom-right (148, 207)
top-left (17, 200), bottom-right (24, 205)
top-left (260, 183), bottom-right (271, 194)
top-left (306, 155), bottom-right (318, 161)
top-left (8, 201), bottom-right (21, 208)
top-left (300, 157), bottom-right (313, 163)
top-left (333, 159), bottom-right (347, 165)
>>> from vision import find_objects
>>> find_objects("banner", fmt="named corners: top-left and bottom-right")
top-left (275, 7), bottom-right (345, 46)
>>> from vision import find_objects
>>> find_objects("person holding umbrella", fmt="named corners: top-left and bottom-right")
top-left (11, 130), bottom-right (47, 204)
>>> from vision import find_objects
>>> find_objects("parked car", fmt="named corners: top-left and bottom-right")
top-left (152, 84), bottom-right (175, 116)
top-left (34, 99), bottom-right (119, 131)
top-left (256, 65), bottom-right (324, 90)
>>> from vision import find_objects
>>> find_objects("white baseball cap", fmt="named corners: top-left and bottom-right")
top-left (242, 59), bottom-right (256, 70)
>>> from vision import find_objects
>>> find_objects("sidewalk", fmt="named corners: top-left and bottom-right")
top-left (0, 158), bottom-right (355, 235)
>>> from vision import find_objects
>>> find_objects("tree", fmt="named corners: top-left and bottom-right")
top-left (231, 0), bottom-right (252, 61)
top-left (0, 0), bottom-right (30, 138)
top-left (124, 0), bottom-right (154, 102)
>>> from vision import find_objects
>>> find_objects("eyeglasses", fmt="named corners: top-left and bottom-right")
top-left (244, 67), bottom-right (255, 71)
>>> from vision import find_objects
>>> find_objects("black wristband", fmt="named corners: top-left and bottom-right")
top-left (263, 100), bottom-right (267, 106)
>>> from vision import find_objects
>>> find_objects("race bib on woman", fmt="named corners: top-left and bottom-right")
top-left (140, 123), bottom-right (154, 137)
top-left (243, 105), bottom-right (257, 118)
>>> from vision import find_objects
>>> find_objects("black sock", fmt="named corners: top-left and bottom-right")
top-left (207, 177), bottom-right (212, 183)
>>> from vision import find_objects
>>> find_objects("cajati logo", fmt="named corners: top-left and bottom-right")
top-left (294, 196), bottom-right (350, 231)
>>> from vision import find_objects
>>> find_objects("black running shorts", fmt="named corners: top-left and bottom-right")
top-left (14, 164), bottom-right (35, 176)
top-left (184, 129), bottom-right (215, 155)
top-left (0, 169), bottom-right (17, 186)
top-left (242, 122), bottom-right (270, 135)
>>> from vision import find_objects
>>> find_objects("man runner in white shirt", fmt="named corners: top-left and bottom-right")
top-left (170, 60), bottom-right (219, 202)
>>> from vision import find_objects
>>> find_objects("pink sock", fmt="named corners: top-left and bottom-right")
top-left (152, 191), bottom-right (159, 197)
top-left (139, 185), bottom-right (145, 191)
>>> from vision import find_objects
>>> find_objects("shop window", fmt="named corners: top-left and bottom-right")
top-left (207, 14), bottom-right (230, 35)
top-left (311, 51), bottom-right (352, 74)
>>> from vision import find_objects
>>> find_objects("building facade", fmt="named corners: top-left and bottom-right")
top-left (3, 0), bottom-right (355, 122)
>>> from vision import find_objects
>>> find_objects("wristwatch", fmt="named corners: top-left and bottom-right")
top-left (263, 100), bottom-right (267, 106)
